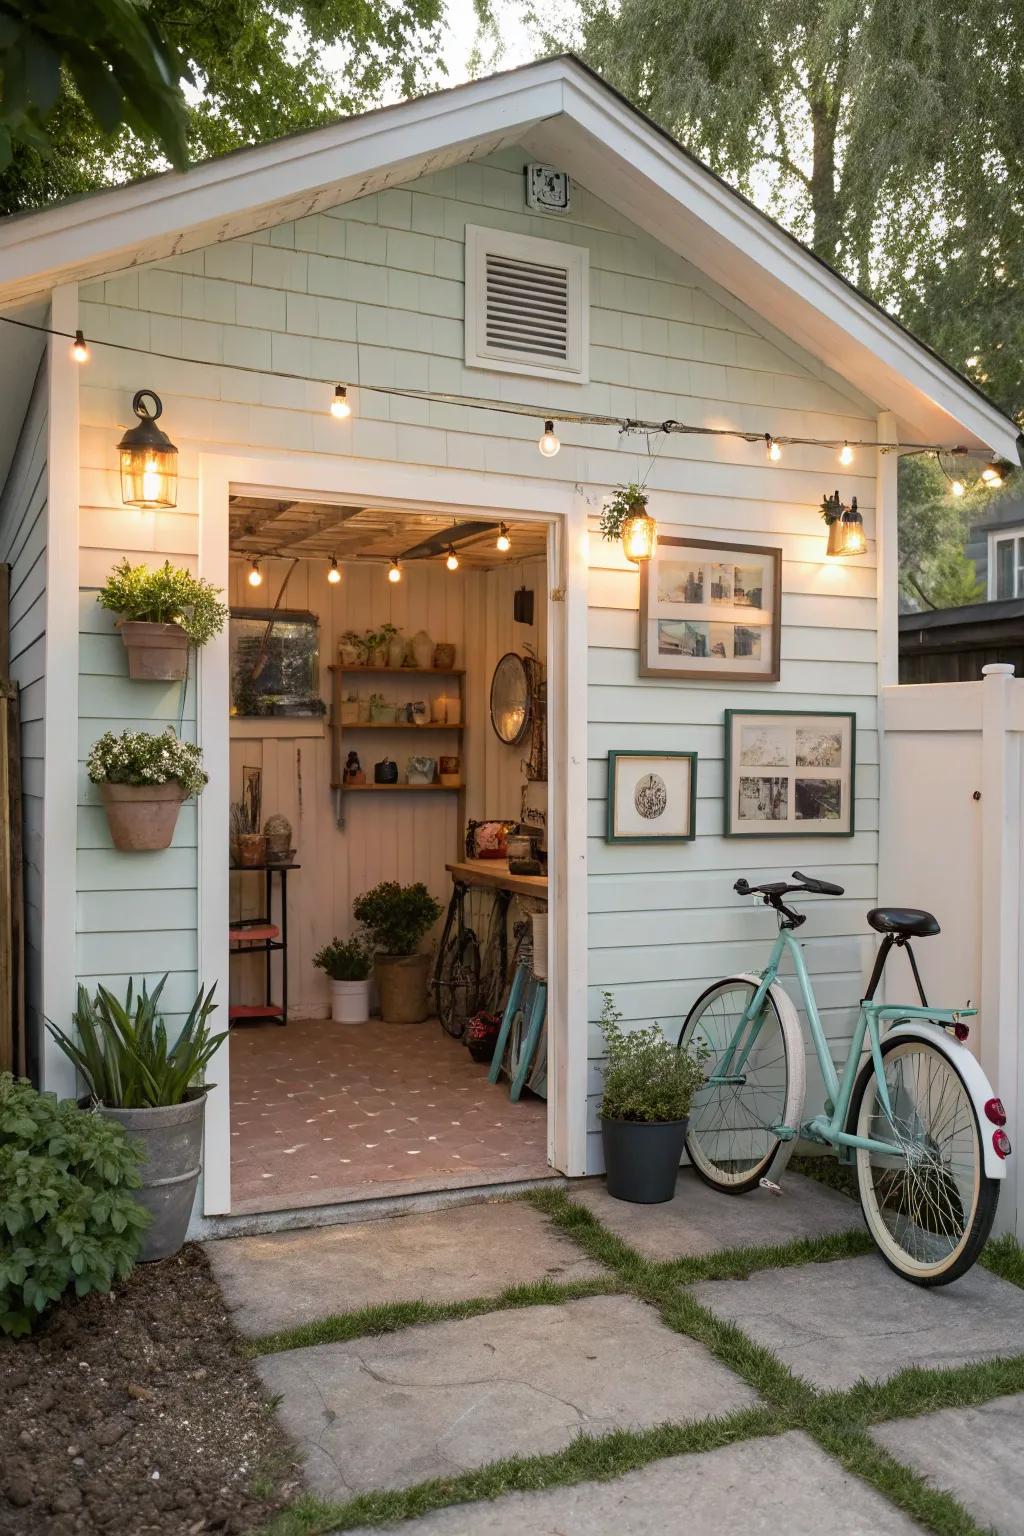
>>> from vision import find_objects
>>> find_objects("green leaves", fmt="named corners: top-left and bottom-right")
top-left (86, 727), bottom-right (208, 799)
top-left (97, 558), bottom-right (228, 647)
top-left (599, 484), bottom-right (649, 543)
top-left (313, 936), bottom-right (375, 980)
top-left (598, 991), bottom-right (708, 1123)
top-left (352, 882), bottom-right (443, 957)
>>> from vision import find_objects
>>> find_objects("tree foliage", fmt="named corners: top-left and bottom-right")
top-left (896, 454), bottom-right (1010, 610)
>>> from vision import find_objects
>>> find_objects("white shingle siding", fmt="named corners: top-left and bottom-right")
top-left (76, 148), bottom-right (878, 1170)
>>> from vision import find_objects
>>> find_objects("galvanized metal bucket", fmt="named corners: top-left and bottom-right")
top-left (98, 1092), bottom-right (206, 1261)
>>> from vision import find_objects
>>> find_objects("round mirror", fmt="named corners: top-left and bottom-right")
top-left (490, 652), bottom-right (532, 745)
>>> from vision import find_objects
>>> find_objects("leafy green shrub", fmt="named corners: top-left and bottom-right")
top-left (598, 992), bottom-right (708, 1123)
top-left (98, 558), bottom-right (228, 646)
top-left (0, 1074), bottom-right (147, 1336)
top-left (598, 483), bottom-right (649, 542)
top-left (46, 976), bottom-right (227, 1109)
top-left (86, 727), bottom-right (208, 799)
top-left (353, 881), bottom-right (443, 956)
top-left (313, 936), bottom-right (374, 981)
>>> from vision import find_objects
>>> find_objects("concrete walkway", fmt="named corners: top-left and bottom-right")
top-left (204, 1171), bottom-right (1024, 1533)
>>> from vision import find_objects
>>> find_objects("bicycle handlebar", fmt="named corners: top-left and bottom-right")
top-left (734, 871), bottom-right (845, 900)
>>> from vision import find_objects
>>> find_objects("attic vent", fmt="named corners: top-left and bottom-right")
top-left (465, 225), bottom-right (589, 383)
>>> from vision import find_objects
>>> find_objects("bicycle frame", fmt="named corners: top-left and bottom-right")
top-left (713, 925), bottom-right (977, 1161)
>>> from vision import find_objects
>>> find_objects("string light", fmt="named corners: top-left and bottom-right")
top-left (388, 558), bottom-right (402, 584)
top-left (496, 522), bottom-right (511, 553)
top-left (327, 556), bottom-right (341, 584)
top-left (248, 559), bottom-right (263, 588)
top-left (950, 478), bottom-right (966, 497)
top-left (982, 460), bottom-right (1005, 487)
top-left (71, 330), bottom-right (89, 364)
top-left (445, 545), bottom-right (459, 571)
top-left (330, 384), bottom-right (351, 419)
top-left (839, 442), bottom-right (854, 466)
top-left (765, 434), bottom-right (782, 462)
top-left (538, 420), bottom-right (560, 457)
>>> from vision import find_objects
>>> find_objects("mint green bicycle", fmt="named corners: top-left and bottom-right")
top-left (678, 872), bottom-right (1011, 1285)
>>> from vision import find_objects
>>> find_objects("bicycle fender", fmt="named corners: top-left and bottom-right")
top-left (735, 972), bottom-right (806, 1182)
top-left (884, 1020), bottom-right (1007, 1180)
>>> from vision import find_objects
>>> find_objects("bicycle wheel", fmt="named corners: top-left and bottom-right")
top-left (851, 1036), bottom-right (999, 1286)
top-left (679, 976), bottom-right (803, 1194)
top-left (477, 894), bottom-right (510, 1014)
top-left (436, 929), bottom-right (481, 1040)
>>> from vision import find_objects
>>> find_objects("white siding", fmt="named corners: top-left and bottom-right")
top-left (75, 148), bottom-right (880, 1173)
top-left (0, 357), bottom-right (47, 1063)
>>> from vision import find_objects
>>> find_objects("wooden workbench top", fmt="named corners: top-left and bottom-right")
top-left (445, 858), bottom-right (548, 901)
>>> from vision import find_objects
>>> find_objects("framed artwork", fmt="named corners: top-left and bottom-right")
top-left (640, 536), bottom-right (782, 682)
top-left (606, 751), bottom-right (697, 843)
top-left (724, 710), bottom-right (856, 837)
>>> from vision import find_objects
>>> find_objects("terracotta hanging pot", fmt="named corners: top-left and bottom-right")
top-left (118, 621), bottom-right (190, 681)
top-left (100, 781), bottom-right (186, 851)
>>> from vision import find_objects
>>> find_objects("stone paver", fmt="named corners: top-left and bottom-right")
top-left (872, 1394), bottom-right (1024, 1534)
top-left (570, 1168), bottom-right (860, 1261)
top-left (257, 1294), bottom-right (757, 1495)
top-left (206, 1201), bottom-right (602, 1336)
top-left (691, 1253), bottom-right (1024, 1390)
top-left (347, 1431), bottom-right (923, 1534)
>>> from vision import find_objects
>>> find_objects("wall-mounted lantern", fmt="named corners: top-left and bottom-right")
top-left (821, 489), bottom-right (866, 557)
top-left (118, 390), bottom-right (178, 509)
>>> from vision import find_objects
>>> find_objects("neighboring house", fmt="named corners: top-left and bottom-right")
top-left (966, 497), bottom-right (1024, 600)
top-left (0, 55), bottom-right (1018, 1229)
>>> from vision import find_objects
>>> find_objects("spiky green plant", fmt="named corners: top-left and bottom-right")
top-left (46, 977), bottom-right (227, 1109)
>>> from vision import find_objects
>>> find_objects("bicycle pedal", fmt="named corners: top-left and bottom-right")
top-left (758, 1177), bottom-right (783, 1197)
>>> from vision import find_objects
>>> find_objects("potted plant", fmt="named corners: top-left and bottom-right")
top-left (314, 936), bottom-right (374, 1022)
top-left (599, 483), bottom-right (658, 564)
top-left (87, 728), bottom-right (207, 851)
top-left (97, 558), bottom-right (228, 681)
top-left (353, 880), bottom-right (442, 1023)
top-left (339, 630), bottom-right (362, 666)
top-left (598, 992), bottom-right (708, 1204)
top-left (46, 977), bottom-right (227, 1261)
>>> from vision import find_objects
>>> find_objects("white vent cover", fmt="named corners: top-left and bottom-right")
top-left (465, 225), bottom-right (589, 383)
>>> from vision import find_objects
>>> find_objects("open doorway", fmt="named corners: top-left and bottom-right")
top-left (223, 496), bottom-right (554, 1215)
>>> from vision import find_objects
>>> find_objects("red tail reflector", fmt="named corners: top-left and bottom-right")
top-left (993, 1129), bottom-right (1012, 1159)
top-left (985, 1097), bottom-right (1007, 1126)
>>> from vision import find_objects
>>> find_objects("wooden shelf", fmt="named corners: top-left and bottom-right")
top-left (330, 781), bottom-right (464, 792)
top-left (338, 721), bottom-right (462, 730)
top-left (329, 664), bottom-right (465, 677)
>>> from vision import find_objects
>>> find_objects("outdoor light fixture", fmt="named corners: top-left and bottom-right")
top-left (496, 523), bottom-right (512, 553)
top-left (838, 441), bottom-right (854, 466)
top-left (388, 558), bottom-right (402, 584)
top-left (327, 557), bottom-right (342, 584)
top-left (982, 459), bottom-right (1006, 487)
top-left (538, 420), bottom-right (560, 457)
top-left (446, 546), bottom-right (459, 571)
top-left (248, 559), bottom-right (263, 588)
top-left (950, 478), bottom-right (966, 497)
top-left (621, 508), bottom-right (658, 564)
top-left (118, 390), bottom-right (178, 509)
top-left (823, 490), bottom-right (866, 557)
top-left (765, 434), bottom-right (782, 462)
top-left (330, 384), bottom-right (351, 419)
top-left (71, 330), bottom-right (89, 364)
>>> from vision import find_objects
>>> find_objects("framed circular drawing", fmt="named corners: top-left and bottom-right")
top-left (490, 652), bottom-right (532, 745)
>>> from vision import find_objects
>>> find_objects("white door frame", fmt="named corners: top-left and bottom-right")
top-left (198, 450), bottom-right (589, 1214)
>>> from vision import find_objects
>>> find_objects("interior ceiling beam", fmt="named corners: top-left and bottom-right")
top-left (398, 520), bottom-right (500, 560)
top-left (229, 502), bottom-right (366, 553)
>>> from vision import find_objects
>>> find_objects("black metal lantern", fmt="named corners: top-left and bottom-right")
top-left (118, 390), bottom-right (178, 509)
top-left (822, 489), bottom-right (866, 557)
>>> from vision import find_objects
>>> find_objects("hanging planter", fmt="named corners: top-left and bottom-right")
top-left (599, 483), bottom-right (658, 565)
top-left (88, 728), bottom-right (208, 852)
top-left (97, 558), bottom-right (228, 682)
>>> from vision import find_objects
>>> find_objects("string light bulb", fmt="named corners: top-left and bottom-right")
top-left (950, 478), bottom-right (965, 497)
top-left (766, 434), bottom-right (782, 462)
top-left (327, 556), bottom-right (341, 584)
top-left (496, 522), bottom-right (511, 553)
top-left (330, 384), bottom-right (351, 420)
top-left (71, 329), bottom-right (89, 364)
top-left (538, 420), bottom-right (560, 457)
top-left (388, 558), bottom-right (402, 584)
top-left (445, 545), bottom-right (459, 571)
top-left (248, 559), bottom-right (263, 588)
top-left (982, 460), bottom-right (1004, 487)
top-left (839, 441), bottom-right (854, 466)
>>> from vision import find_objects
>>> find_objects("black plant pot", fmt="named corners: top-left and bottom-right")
top-left (601, 1115), bottom-right (688, 1204)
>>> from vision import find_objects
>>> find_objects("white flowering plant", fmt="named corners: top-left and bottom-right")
top-left (86, 728), bottom-right (208, 799)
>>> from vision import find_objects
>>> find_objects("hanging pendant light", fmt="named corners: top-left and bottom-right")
top-left (445, 545), bottom-right (459, 571)
top-left (71, 330), bottom-right (89, 364)
top-left (388, 558), bottom-right (402, 584)
top-left (765, 434), bottom-right (782, 462)
top-left (621, 506), bottom-right (658, 563)
top-left (538, 420), bottom-right (560, 457)
top-left (118, 390), bottom-right (178, 509)
top-left (496, 523), bottom-right (512, 553)
top-left (838, 441), bottom-right (854, 467)
top-left (330, 384), bottom-right (351, 419)
top-left (327, 556), bottom-right (342, 584)
top-left (248, 559), bottom-right (263, 588)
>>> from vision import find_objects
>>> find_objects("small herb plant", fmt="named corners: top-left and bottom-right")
top-left (0, 1073), bottom-right (148, 1335)
top-left (313, 936), bottom-right (374, 981)
top-left (98, 559), bottom-right (228, 647)
top-left (46, 977), bottom-right (226, 1109)
top-left (599, 483), bottom-right (649, 543)
top-left (87, 728), bottom-right (208, 799)
top-left (353, 881), bottom-right (443, 956)
top-left (598, 991), bottom-right (708, 1123)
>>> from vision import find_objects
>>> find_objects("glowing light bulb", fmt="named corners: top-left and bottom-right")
top-left (71, 329), bottom-right (89, 364)
top-left (766, 435), bottom-right (782, 462)
top-left (327, 557), bottom-right (341, 584)
top-left (446, 546), bottom-right (459, 571)
top-left (388, 558), bottom-right (402, 584)
top-left (839, 442), bottom-right (854, 466)
top-left (330, 384), bottom-right (351, 420)
top-left (951, 479), bottom-right (965, 497)
top-left (496, 523), bottom-right (511, 553)
top-left (982, 460), bottom-right (1004, 487)
top-left (538, 420), bottom-right (560, 457)
top-left (142, 458), bottom-right (161, 503)
top-left (248, 560), bottom-right (263, 588)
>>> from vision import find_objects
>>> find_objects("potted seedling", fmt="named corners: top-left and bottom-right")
top-left (599, 483), bottom-right (658, 564)
top-left (98, 558), bottom-right (228, 681)
top-left (598, 992), bottom-right (708, 1203)
top-left (314, 936), bottom-right (374, 1022)
top-left (87, 728), bottom-right (207, 850)
top-left (353, 880), bottom-right (442, 1023)
top-left (46, 976), bottom-right (227, 1261)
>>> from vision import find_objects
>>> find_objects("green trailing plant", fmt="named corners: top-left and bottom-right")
top-left (86, 727), bottom-right (208, 799)
top-left (598, 991), bottom-right (708, 1123)
top-left (0, 1073), bottom-right (148, 1336)
top-left (97, 559), bottom-right (228, 647)
top-left (46, 976), bottom-right (227, 1109)
top-left (599, 483), bottom-right (649, 542)
top-left (313, 936), bottom-right (374, 981)
top-left (353, 881), bottom-right (443, 957)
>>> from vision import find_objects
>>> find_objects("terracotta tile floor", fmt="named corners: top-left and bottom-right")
top-left (229, 1016), bottom-right (553, 1214)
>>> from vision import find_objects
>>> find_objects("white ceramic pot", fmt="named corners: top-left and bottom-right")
top-left (330, 977), bottom-right (371, 1023)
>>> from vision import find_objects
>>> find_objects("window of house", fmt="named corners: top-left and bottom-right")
top-left (464, 225), bottom-right (589, 383)
top-left (989, 529), bottom-right (1024, 599)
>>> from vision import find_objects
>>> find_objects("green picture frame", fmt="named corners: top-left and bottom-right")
top-left (606, 750), bottom-right (698, 843)
top-left (723, 709), bottom-right (856, 837)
